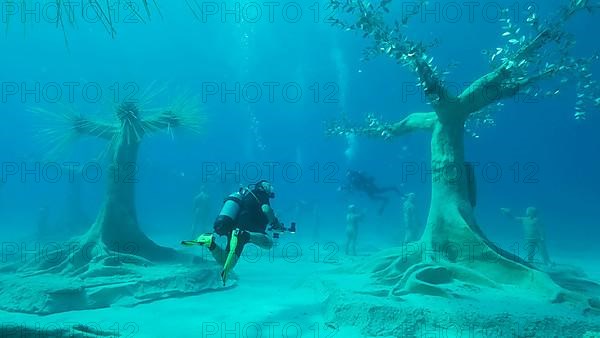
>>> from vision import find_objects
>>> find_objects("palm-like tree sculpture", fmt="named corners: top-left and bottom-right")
top-left (30, 98), bottom-right (203, 274)
top-left (0, 95), bottom-right (224, 316)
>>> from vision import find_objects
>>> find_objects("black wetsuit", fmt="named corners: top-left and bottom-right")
top-left (235, 189), bottom-right (271, 234)
top-left (342, 170), bottom-right (401, 214)
top-left (213, 188), bottom-right (271, 255)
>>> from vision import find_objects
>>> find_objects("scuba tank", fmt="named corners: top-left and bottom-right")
top-left (213, 182), bottom-right (272, 236)
top-left (219, 192), bottom-right (242, 219)
top-left (213, 191), bottom-right (243, 236)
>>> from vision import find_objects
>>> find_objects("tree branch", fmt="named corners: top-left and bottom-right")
top-left (141, 111), bottom-right (180, 134)
top-left (332, 0), bottom-right (598, 125)
top-left (73, 117), bottom-right (118, 140)
top-left (412, 57), bottom-right (456, 110)
top-left (388, 112), bottom-right (438, 137)
top-left (329, 0), bottom-right (454, 109)
top-left (358, 111), bottom-right (438, 139)
top-left (326, 111), bottom-right (437, 140)
top-left (457, 65), bottom-right (556, 116)
top-left (455, 0), bottom-right (597, 117)
top-left (140, 108), bottom-right (203, 136)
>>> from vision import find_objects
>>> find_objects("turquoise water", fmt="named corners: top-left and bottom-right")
top-left (1, 1), bottom-right (599, 337)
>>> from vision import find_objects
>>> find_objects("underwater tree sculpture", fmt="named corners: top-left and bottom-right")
top-left (32, 99), bottom-right (203, 273)
top-left (0, 96), bottom-right (222, 315)
top-left (327, 0), bottom-right (600, 305)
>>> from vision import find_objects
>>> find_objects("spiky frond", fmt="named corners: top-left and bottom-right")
top-left (141, 94), bottom-right (206, 138)
top-left (109, 83), bottom-right (205, 143)
top-left (32, 83), bottom-right (205, 163)
top-left (31, 104), bottom-right (118, 159)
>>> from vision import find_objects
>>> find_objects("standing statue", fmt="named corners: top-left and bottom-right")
top-left (345, 204), bottom-right (364, 256)
top-left (191, 187), bottom-right (211, 237)
top-left (501, 207), bottom-right (552, 266)
top-left (402, 193), bottom-right (420, 242)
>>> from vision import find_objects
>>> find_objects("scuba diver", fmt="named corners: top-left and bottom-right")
top-left (339, 169), bottom-right (401, 214)
top-left (182, 180), bottom-right (291, 285)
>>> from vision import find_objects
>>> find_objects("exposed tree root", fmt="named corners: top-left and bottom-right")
top-left (0, 222), bottom-right (225, 315)
top-left (358, 232), bottom-right (600, 314)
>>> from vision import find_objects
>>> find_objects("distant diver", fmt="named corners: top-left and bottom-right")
top-left (339, 169), bottom-right (401, 214)
top-left (182, 180), bottom-right (292, 285)
top-left (501, 206), bottom-right (552, 266)
top-left (345, 204), bottom-right (364, 256)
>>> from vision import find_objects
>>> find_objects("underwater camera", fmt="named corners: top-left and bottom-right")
top-left (270, 222), bottom-right (297, 239)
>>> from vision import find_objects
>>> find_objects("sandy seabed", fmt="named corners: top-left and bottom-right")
top-left (1, 234), bottom-right (599, 338)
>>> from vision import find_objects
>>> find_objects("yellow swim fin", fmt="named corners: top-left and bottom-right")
top-left (221, 229), bottom-right (240, 285)
top-left (181, 233), bottom-right (214, 248)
